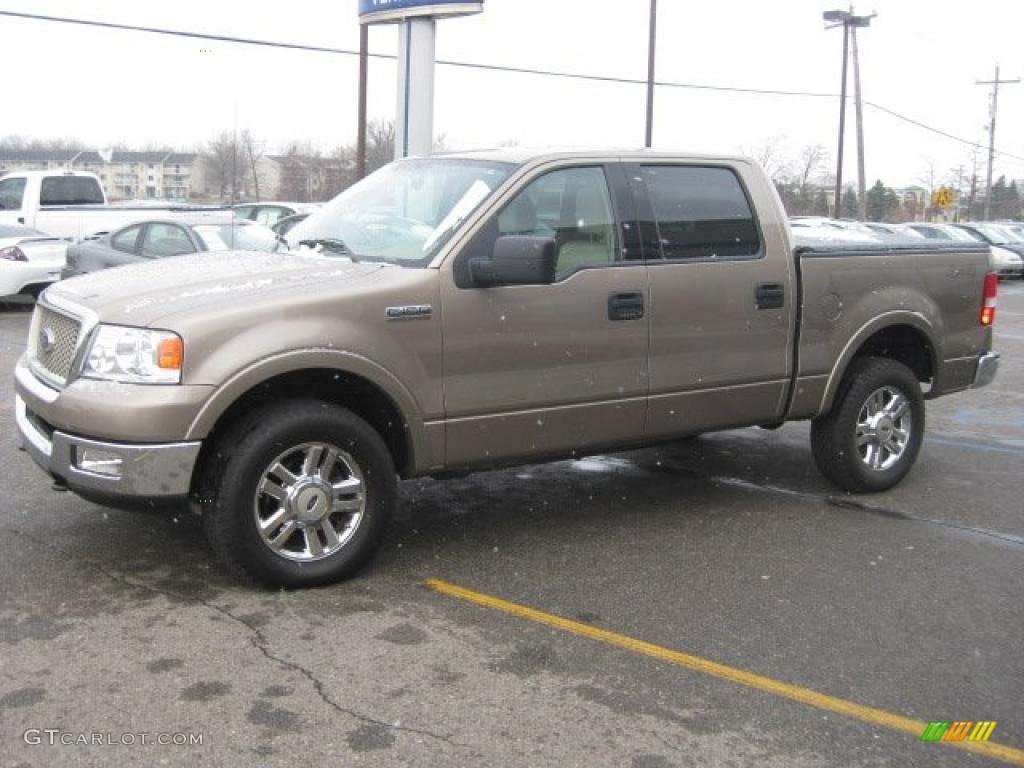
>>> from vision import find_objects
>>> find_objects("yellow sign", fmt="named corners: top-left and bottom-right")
top-left (932, 187), bottom-right (955, 208)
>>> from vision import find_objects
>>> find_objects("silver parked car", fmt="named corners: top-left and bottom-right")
top-left (63, 216), bottom-right (282, 278)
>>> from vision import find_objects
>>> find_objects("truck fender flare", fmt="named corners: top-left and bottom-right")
top-left (185, 348), bottom-right (424, 460)
top-left (819, 311), bottom-right (939, 415)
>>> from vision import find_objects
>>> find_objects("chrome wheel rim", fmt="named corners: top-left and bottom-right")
top-left (253, 442), bottom-right (366, 562)
top-left (855, 386), bottom-right (912, 471)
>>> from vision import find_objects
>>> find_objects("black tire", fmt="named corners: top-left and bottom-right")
top-left (201, 399), bottom-right (396, 588)
top-left (810, 357), bottom-right (925, 493)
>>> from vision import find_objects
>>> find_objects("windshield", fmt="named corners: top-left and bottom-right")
top-left (193, 222), bottom-right (281, 252)
top-left (286, 158), bottom-right (513, 265)
top-left (995, 225), bottom-right (1023, 243)
top-left (939, 226), bottom-right (982, 242)
top-left (40, 176), bottom-right (105, 206)
top-left (969, 224), bottom-right (1015, 244)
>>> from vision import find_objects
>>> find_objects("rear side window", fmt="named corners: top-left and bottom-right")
top-left (141, 223), bottom-right (195, 257)
top-left (111, 225), bottom-right (142, 254)
top-left (641, 166), bottom-right (760, 260)
top-left (0, 177), bottom-right (27, 211)
top-left (40, 176), bottom-right (105, 206)
top-left (909, 225), bottom-right (947, 240)
top-left (255, 206), bottom-right (291, 226)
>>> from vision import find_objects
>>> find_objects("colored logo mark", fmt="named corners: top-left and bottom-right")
top-left (921, 721), bottom-right (997, 742)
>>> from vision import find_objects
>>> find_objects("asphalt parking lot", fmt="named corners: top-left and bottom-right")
top-left (0, 285), bottom-right (1021, 768)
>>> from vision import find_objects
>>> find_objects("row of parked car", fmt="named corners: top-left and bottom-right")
top-left (0, 200), bottom-right (320, 299)
top-left (789, 217), bottom-right (1024, 279)
top-left (1, 199), bottom-right (1021, 302)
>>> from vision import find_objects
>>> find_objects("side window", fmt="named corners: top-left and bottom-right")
top-left (255, 206), bottom-right (289, 227)
top-left (910, 226), bottom-right (947, 240)
top-left (233, 205), bottom-right (256, 220)
top-left (496, 166), bottom-right (618, 278)
top-left (0, 177), bottom-right (27, 211)
top-left (111, 225), bottom-right (143, 254)
top-left (141, 223), bottom-right (195, 257)
top-left (641, 166), bottom-right (760, 260)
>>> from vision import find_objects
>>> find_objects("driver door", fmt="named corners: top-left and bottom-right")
top-left (440, 163), bottom-right (649, 468)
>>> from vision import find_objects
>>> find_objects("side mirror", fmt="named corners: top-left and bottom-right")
top-left (469, 236), bottom-right (557, 287)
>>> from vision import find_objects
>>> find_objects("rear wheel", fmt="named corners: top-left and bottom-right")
top-left (811, 357), bottom-right (924, 493)
top-left (202, 400), bottom-right (396, 588)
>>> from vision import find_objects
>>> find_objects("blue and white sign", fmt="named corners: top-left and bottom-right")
top-left (359, 0), bottom-right (483, 24)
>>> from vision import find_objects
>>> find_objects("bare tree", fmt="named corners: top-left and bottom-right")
top-left (241, 130), bottom-right (265, 202)
top-left (796, 144), bottom-right (828, 206)
top-left (365, 120), bottom-right (395, 174)
top-left (740, 136), bottom-right (790, 184)
top-left (918, 158), bottom-right (939, 221)
top-left (203, 132), bottom-right (248, 203)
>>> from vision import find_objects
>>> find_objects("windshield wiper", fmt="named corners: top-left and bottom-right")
top-left (297, 238), bottom-right (358, 261)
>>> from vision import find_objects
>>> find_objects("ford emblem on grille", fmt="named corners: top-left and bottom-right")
top-left (39, 327), bottom-right (56, 355)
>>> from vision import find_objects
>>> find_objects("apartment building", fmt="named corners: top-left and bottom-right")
top-left (0, 149), bottom-right (200, 201)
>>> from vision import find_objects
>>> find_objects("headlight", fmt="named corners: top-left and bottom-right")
top-left (81, 325), bottom-right (183, 384)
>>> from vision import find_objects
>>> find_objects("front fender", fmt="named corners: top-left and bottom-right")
top-left (185, 349), bottom-right (438, 474)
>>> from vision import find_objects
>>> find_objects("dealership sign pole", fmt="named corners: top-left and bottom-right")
top-left (359, 1), bottom-right (484, 160)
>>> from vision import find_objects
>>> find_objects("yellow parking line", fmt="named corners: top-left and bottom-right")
top-left (424, 579), bottom-right (1024, 767)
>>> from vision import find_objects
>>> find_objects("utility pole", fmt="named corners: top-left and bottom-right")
top-left (645, 0), bottom-right (657, 148)
top-left (824, 8), bottom-right (874, 219)
top-left (976, 65), bottom-right (1020, 220)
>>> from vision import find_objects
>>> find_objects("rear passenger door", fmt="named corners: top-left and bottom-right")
top-left (631, 162), bottom-right (795, 437)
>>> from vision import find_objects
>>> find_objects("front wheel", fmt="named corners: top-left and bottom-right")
top-left (202, 400), bottom-right (396, 588)
top-left (811, 357), bottom-right (925, 493)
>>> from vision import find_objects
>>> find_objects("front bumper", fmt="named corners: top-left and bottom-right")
top-left (15, 394), bottom-right (201, 499)
top-left (972, 351), bottom-right (1000, 389)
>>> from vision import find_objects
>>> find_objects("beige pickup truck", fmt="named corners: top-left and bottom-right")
top-left (14, 150), bottom-right (1000, 587)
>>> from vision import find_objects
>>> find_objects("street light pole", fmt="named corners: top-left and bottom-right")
top-left (833, 22), bottom-right (849, 216)
top-left (645, 0), bottom-right (657, 148)
top-left (824, 8), bottom-right (874, 220)
top-left (356, 23), bottom-right (369, 180)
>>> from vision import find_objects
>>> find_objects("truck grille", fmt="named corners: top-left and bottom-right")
top-left (29, 305), bottom-right (82, 384)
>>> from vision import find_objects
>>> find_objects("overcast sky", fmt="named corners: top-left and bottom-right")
top-left (3, 0), bottom-right (1023, 188)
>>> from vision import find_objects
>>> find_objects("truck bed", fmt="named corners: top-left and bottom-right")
top-left (788, 237), bottom-right (993, 419)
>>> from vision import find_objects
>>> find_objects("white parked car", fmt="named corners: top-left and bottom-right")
top-left (0, 224), bottom-right (67, 298)
top-left (989, 245), bottom-right (1024, 278)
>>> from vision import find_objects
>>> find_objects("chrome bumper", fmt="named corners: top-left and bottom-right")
top-left (15, 395), bottom-right (201, 498)
top-left (972, 352), bottom-right (1000, 389)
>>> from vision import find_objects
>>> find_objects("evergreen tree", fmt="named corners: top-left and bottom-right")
top-left (813, 188), bottom-right (830, 217)
top-left (865, 180), bottom-right (888, 221)
top-left (840, 185), bottom-right (858, 218)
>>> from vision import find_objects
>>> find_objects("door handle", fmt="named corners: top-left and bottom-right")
top-left (755, 283), bottom-right (785, 310)
top-left (17, 217), bottom-right (25, 224)
top-left (608, 291), bottom-right (645, 321)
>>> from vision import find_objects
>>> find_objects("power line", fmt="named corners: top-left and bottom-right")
top-left (865, 100), bottom-right (1023, 162)
top-left (1, 8), bottom-right (1021, 163)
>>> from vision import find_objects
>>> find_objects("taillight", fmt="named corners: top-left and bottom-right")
top-left (0, 246), bottom-right (26, 262)
top-left (980, 271), bottom-right (998, 326)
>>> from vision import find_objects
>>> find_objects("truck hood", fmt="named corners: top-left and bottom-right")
top-left (48, 250), bottom-right (386, 326)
